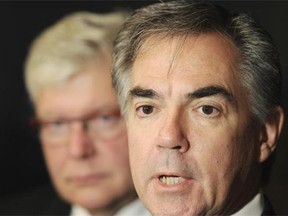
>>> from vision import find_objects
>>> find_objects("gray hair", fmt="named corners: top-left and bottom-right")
top-left (112, 0), bottom-right (281, 123)
top-left (25, 10), bottom-right (128, 103)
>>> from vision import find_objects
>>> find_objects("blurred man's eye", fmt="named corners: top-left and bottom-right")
top-left (90, 113), bottom-right (121, 129)
top-left (42, 120), bottom-right (69, 134)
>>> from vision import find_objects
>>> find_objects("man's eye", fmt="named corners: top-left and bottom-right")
top-left (42, 120), bottom-right (68, 134)
top-left (89, 112), bottom-right (121, 129)
top-left (136, 105), bottom-right (154, 116)
top-left (99, 115), bottom-right (113, 121)
top-left (196, 105), bottom-right (220, 117)
top-left (44, 121), bottom-right (64, 128)
top-left (98, 114), bottom-right (120, 124)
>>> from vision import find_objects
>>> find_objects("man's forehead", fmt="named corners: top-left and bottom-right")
top-left (130, 32), bottom-right (243, 107)
top-left (135, 32), bottom-right (238, 60)
top-left (133, 32), bottom-right (239, 82)
top-left (132, 32), bottom-right (240, 84)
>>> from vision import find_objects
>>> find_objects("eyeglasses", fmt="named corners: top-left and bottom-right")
top-left (30, 109), bottom-right (124, 146)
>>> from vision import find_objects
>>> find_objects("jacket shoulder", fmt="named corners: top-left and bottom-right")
top-left (0, 183), bottom-right (70, 215)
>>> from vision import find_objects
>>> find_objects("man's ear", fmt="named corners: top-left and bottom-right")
top-left (259, 106), bottom-right (285, 162)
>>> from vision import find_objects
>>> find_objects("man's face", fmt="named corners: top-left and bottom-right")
top-left (127, 33), bottom-right (263, 215)
top-left (35, 61), bottom-right (135, 211)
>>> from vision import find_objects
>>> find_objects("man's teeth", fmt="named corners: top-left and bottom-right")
top-left (159, 176), bottom-right (184, 185)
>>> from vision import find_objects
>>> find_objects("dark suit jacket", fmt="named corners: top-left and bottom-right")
top-left (262, 195), bottom-right (276, 216)
top-left (0, 183), bottom-right (70, 215)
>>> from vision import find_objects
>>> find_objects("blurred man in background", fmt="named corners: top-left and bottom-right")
top-left (0, 11), bottom-right (149, 216)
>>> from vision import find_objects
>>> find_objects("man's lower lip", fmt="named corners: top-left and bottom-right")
top-left (70, 174), bottom-right (107, 185)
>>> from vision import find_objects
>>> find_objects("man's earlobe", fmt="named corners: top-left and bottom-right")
top-left (259, 106), bottom-right (285, 162)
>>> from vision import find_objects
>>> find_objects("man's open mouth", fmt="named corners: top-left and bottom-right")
top-left (159, 176), bottom-right (185, 185)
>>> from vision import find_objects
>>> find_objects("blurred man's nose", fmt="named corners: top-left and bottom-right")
top-left (68, 122), bottom-right (95, 158)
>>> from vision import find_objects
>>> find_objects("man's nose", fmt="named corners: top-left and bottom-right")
top-left (157, 110), bottom-right (189, 153)
top-left (67, 122), bottom-right (95, 158)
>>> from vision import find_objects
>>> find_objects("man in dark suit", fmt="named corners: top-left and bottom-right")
top-left (0, 11), bottom-right (150, 216)
top-left (0, 183), bottom-right (70, 215)
top-left (111, 1), bottom-right (285, 215)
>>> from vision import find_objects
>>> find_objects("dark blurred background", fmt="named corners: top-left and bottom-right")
top-left (0, 1), bottom-right (287, 214)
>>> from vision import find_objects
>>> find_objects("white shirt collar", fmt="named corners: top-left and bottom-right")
top-left (70, 193), bottom-right (262, 216)
top-left (70, 205), bottom-right (89, 216)
top-left (231, 192), bottom-right (264, 216)
top-left (70, 199), bottom-right (150, 216)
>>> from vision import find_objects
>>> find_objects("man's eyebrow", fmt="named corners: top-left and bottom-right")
top-left (129, 86), bottom-right (236, 104)
top-left (188, 85), bottom-right (236, 103)
top-left (129, 86), bottom-right (159, 99)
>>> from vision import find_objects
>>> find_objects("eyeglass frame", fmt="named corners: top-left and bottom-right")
top-left (29, 108), bottom-right (124, 145)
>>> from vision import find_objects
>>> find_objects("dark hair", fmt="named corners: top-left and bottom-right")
top-left (112, 0), bottom-right (281, 123)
